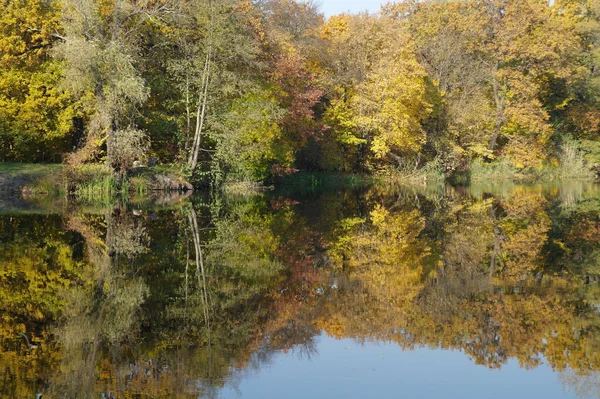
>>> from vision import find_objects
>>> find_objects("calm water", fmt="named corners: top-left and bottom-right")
top-left (3, 182), bottom-right (600, 398)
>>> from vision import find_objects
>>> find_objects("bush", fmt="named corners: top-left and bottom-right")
top-left (469, 158), bottom-right (518, 183)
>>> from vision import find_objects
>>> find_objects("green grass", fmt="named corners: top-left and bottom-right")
top-left (223, 180), bottom-right (270, 196)
top-left (0, 162), bottom-right (196, 208)
top-left (380, 156), bottom-right (445, 185)
top-left (74, 174), bottom-right (121, 203)
top-left (464, 139), bottom-right (597, 184)
top-left (467, 158), bottom-right (518, 183)
top-left (0, 163), bottom-right (66, 195)
top-left (70, 163), bottom-right (191, 203)
top-left (0, 162), bottom-right (64, 175)
top-left (150, 164), bottom-right (186, 176)
top-left (69, 164), bottom-right (137, 204)
top-left (460, 155), bottom-right (596, 185)
top-left (129, 176), bottom-right (149, 195)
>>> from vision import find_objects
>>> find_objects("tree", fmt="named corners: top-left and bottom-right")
top-left (320, 13), bottom-right (431, 171)
top-left (55, 0), bottom-right (171, 172)
top-left (0, 0), bottom-right (79, 162)
top-left (167, 0), bottom-right (269, 175)
top-left (259, 0), bottom-right (326, 174)
top-left (406, 0), bottom-right (582, 169)
top-left (557, 0), bottom-right (600, 139)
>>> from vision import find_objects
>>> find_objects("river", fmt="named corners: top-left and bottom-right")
top-left (2, 181), bottom-right (600, 398)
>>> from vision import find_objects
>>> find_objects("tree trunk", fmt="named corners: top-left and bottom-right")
top-left (185, 75), bottom-right (191, 152)
top-left (188, 0), bottom-right (215, 172)
top-left (489, 66), bottom-right (505, 151)
top-left (187, 48), bottom-right (212, 171)
top-left (489, 203), bottom-right (504, 277)
top-left (187, 206), bottom-right (210, 331)
top-left (106, 128), bottom-right (115, 169)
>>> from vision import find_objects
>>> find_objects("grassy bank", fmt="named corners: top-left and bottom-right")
top-left (0, 163), bottom-right (66, 195)
top-left (452, 156), bottom-right (597, 185)
top-left (0, 163), bottom-right (64, 175)
top-left (380, 159), bottom-right (445, 185)
top-left (1, 158), bottom-right (598, 204)
top-left (0, 163), bottom-right (193, 203)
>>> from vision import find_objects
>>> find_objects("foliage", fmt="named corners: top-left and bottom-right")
top-left (469, 158), bottom-right (520, 183)
top-left (2, 0), bottom-right (600, 184)
top-left (111, 127), bottom-right (151, 172)
top-left (0, 0), bottom-right (79, 162)
top-left (5, 183), bottom-right (600, 395)
top-left (319, 13), bottom-right (431, 171)
top-left (216, 89), bottom-right (288, 182)
top-left (54, 0), bottom-right (159, 171)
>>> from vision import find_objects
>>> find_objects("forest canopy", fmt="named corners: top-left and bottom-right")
top-left (1, 0), bottom-right (600, 185)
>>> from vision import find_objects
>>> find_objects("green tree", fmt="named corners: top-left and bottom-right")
top-left (55, 0), bottom-right (169, 172)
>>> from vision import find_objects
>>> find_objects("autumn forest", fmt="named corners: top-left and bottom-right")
top-left (6, 2), bottom-right (600, 396)
top-left (2, 0), bottom-right (600, 188)
top-left (4, 182), bottom-right (600, 397)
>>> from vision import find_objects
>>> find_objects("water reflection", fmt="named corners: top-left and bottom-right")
top-left (2, 183), bottom-right (600, 397)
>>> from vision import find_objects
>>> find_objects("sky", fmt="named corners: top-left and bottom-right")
top-left (318, 0), bottom-right (385, 17)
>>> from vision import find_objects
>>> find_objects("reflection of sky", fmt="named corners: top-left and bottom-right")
top-left (219, 334), bottom-right (588, 399)
top-left (318, 0), bottom-right (385, 16)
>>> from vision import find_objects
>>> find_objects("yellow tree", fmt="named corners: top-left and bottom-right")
top-left (498, 190), bottom-right (551, 279)
top-left (320, 13), bottom-right (431, 170)
top-left (406, 0), bottom-right (582, 169)
top-left (0, 0), bottom-right (78, 161)
top-left (329, 206), bottom-right (432, 308)
top-left (471, 0), bottom-right (581, 167)
top-left (555, 0), bottom-right (600, 139)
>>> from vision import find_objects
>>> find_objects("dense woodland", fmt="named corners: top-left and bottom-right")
top-left (2, 0), bottom-right (600, 185)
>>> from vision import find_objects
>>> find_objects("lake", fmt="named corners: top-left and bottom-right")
top-left (2, 181), bottom-right (600, 398)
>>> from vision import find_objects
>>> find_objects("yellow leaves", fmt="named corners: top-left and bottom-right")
top-left (359, 57), bottom-right (428, 154)
top-left (406, 0), bottom-right (586, 167)
top-left (371, 137), bottom-right (390, 159)
top-left (370, 205), bottom-right (388, 226)
top-left (329, 206), bottom-right (431, 309)
top-left (319, 14), bottom-right (350, 40)
top-left (468, 142), bottom-right (495, 160)
top-left (98, 0), bottom-right (117, 19)
top-left (0, 0), bottom-right (62, 68)
top-left (0, 38), bottom-right (80, 160)
top-left (0, 234), bottom-right (87, 341)
top-left (317, 314), bottom-right (347, 339)
top-left (471, 197), bottom-right (495, 213)
top-left (337, 217), bottom-right (365, 229)
top-left (498, 191), bottom-right (551, 280)
top-left (504, 136), bottom-right (549, 169)
top-left (320, 13), bottom-right (431, 166)
top-left (323, 94), bottom-right (364, 146)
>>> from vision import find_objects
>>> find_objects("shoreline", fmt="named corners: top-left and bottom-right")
top-left (1, 163), bottom-right (599, 202)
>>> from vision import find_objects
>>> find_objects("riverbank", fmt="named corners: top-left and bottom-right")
top-left (0, 163), bottom-right (193, 199)
top-left (0, 163), bottom-right (65, 195)
top-left (1, 162), bottom-right (598, 203)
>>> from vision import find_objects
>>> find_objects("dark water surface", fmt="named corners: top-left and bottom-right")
top-left (3, 182), bottom-right (600, 398)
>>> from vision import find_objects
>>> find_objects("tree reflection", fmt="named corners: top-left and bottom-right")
top-left (3, 184), bottom-right (600, 397)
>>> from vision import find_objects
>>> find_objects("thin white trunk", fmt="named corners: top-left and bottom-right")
top-left (185, 74), bottom-right (191, 151)
top-left (188, 207), bottom-right (210, 331)
top-left (188, 48), bottom-right (212, 171)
